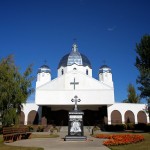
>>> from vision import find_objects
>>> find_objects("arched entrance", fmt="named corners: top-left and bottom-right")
top-left (137, 111), bottom-right (147, 123)
top-left (125, 110), bottom-right (135, 123)
top-left (41, 106), bottom-right (107, 126)
top-left (28, 110), bottom-right (39, 125)
top-left (111, 110), bottom-right (122, 124)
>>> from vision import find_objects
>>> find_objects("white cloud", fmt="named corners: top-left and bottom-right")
top-left (107, 26), bottom-right (116, 31)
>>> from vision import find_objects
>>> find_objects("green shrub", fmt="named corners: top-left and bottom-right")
top-left (134, 123), bottom-right (146, 130)
top-left (37, 125), bottom-right (44, 132)
top-left (27, 125), bottom-right (34, 132)
top-left (104, 124), bottom-right (126, 131)
top-left (115, 124), bottom-right (126, 131)
top-left (126, 123), bottom-right (135, 130)
top-left (145, 123), bottom-right (150, 132)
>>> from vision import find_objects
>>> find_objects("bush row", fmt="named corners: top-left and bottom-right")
top-left (104, 123), bottom-right (150, 132)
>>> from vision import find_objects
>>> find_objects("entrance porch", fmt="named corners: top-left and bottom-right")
top-left (40, 105), bottom-right (108, 126)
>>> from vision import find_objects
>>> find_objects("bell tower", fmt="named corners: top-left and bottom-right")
top-left (36, 65), bottom-right (51, 88)
top-left (99, 65), bottom-right (113, 87)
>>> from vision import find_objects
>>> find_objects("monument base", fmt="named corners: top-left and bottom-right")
top-left (64, 135), bottom-right (87, 141)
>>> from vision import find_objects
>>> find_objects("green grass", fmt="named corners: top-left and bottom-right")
top-left (108, 133), bottom-right (150, 150)
top-left (31, 133), bottom-right (59, 138)
top-left (0, 133), bottom-right (58, 150)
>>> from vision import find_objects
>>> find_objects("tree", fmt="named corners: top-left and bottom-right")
top-left (0, 55), bottom-right (34, 126)
top-left (123, 83), bottom-right (140, 103)
top-left (135, 34), bottom-right (150, 102)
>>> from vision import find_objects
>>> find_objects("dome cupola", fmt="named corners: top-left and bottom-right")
top-left (58, 43), bottom-right (92, 69)
top-left (99, 64), bottom-right (113, 87)
top-left (99, 65), bottom-right (111, 74)
top-left (36, 64), bottom-right (51, 88)
top-left (38, 65), bottom-right (51, 74)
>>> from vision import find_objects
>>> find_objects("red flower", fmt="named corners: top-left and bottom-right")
top-left (95, 134), bottom-right (144, 146)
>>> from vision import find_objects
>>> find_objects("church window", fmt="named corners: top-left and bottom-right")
top-left (61, 69), bottom-right (64, 75)
top-left (86, 69), bottom-right (88, 75)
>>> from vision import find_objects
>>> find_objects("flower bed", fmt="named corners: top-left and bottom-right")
top-left (95, 134), bottom-right (144, 146)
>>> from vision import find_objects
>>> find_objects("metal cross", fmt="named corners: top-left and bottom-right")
top-left (71, 95), bottom-right (81, 111)
top-left (70, 78), bottom-right (79, 90)
top-left (44, 60), bottom-right (47, 64)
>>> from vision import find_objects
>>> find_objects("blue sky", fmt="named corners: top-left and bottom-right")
top-left (0, 0), bottom-right (150, 102)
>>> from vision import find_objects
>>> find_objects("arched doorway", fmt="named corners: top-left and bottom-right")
top-left (28, 110), bottom-right (39, 125)
top-left (19, 111), bottom-right (25, 125)
top-left (137, 111), bottom-right (147, 123)
top-left (125, 110), bottom-right (135, 123)
top-left (111, 110), bottom-right (122, 124)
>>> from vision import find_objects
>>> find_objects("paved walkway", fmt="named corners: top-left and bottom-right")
top-left (5, 131), bottom-right (110, 150)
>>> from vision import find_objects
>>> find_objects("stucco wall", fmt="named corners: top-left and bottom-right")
top-left (107, 103), bottom-right (149, 124)
top-left (22, 103), bottom-right (40, 125)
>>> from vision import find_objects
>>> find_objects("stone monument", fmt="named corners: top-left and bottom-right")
top-left (65, 95), bottom-right (87, 141)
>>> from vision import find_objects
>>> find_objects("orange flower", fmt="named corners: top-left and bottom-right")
top-left (95, 134), bottom-right (144, 146)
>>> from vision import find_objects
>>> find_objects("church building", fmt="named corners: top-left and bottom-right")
top-left (21, 43), bottom-right (149, 126)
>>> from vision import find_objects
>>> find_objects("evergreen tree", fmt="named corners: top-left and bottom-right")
top-left (135, 34), bottom-right (150, 102)
top-left (123, 83), bottom-right (140, 103)
top-left (0, 55), bottom-right (34, 126)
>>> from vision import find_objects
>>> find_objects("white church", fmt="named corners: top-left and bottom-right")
top-left (21, 43), bottom-right (149, 126)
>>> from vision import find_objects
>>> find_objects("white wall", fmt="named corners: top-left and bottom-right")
top-left (58, 64), bottom-right (92, 77)
top-left (36, 72), bottom-right (51, 88)
top-left (36, 90), bottom-right (115, 105)
top-left (35, 70), bottom-right (115, 105)
top-left (22, 103), bottom-right (40, 125)
top-left (107, 103), bottom-right (149, 124)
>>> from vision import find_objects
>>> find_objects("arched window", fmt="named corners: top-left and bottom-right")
top-left (28, 110), bottom-right (39, 125)
top-left (124, 110), bottom-right (135, 123)
top-left (137, 111), bottom-right (147, 123)
top-left (86, 69), bottom-right (88, 75)
top-left (61, 69), bottom-right (64, 75)
top-left (111, 110), bottom-right (122, 124)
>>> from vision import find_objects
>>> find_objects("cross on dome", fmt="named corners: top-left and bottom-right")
top-left (57, 43), bottom-right (92, 69)
top-left (72, 43), bottom-right (78, 52)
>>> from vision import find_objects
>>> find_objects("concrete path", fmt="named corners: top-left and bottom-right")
top-left (5, 132), bottom-right (110, 150)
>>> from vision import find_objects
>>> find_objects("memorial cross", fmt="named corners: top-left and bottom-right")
top-left (71, 95), bottom-right (81, 111)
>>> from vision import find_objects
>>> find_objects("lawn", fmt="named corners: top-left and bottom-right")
top-left (0, 133), bottom-right (59, 150)
top-left (108, 133), bottom-right (150, 150)
top-left (31, 133), bottom-right (59, 138)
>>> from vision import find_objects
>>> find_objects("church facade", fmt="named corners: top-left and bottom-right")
top-left (21, 43), bottom-right (149, 126)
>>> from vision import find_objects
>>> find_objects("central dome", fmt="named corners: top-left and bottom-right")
top-left (58, 43), bottom-right (92, 69)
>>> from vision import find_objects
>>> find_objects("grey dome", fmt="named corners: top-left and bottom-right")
top-left (100, 65), bottom-right (110, 69)
top-left (99, 65), bottom-right (111, 73)
top-left (38, 65), bottom-right (51, 73)
top-left (58, 43), bottom-right (92, 69)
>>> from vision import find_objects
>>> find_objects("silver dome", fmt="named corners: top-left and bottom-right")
top-left (38, 65), bottom-right (51, 73)
top-left (58, 43), bottom-right (92, 69)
